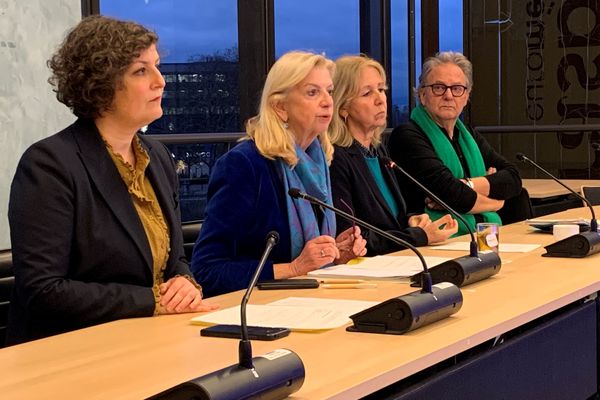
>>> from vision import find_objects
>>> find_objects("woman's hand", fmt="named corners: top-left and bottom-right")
top-left (284, 235), bottom-right (340, 277)
top-left (422, 214), bottom-right (458, 244)
top-left (334, 226), bottom-right (367, 264)
top-left (408, 213), bottom-right (431, 228)
top-left (157, 276), bottom-right (218, 314)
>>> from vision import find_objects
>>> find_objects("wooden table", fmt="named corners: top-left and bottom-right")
top-left (1, 207), bottom-right (599, 399)
top-left (522, 179), bottom-right (600, 199)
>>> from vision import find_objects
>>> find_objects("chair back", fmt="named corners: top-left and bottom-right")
top-left (0, 250), bottom-right (13, 348)
top-left (497, 187), bottom-right (534, 225)
top-left (182, 222), bottom-right (202, 262)
top-left (581, 186), bottom-right (600, 206)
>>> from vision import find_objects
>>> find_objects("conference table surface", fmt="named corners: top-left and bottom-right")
top-left (1, 207), bottom-right (599, 399)
top-left (522, 178), bottom-right (600, 199)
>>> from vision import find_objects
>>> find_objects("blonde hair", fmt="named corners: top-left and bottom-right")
top-left (329, 55), bottom-right (387, 148)
top-left (245, 51), bottom-right (336, 166)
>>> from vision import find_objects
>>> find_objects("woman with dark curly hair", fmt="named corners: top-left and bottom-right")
top-left (7, 15), bottom-right (216, 345)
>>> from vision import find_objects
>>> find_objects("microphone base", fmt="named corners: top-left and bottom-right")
top-left (146, 349), bottom-right (305, 400)
top-left (346, 283), bottom-right (463, 335)
top-left (411, 251), bottom-right (502, 287)
top-left (543, 231), bottom-right (600, 258)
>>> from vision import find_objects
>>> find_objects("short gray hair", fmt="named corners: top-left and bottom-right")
top-left (417, 51), bottom-right (473, 91)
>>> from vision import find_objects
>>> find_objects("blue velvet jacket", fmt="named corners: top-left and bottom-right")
top-left (191, 140), bottom-right (292, 297)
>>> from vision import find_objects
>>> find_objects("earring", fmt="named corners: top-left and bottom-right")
top-left (342, 115), bottom-right (348, 124)
top-left (283, 121), bottom-right (289, 129)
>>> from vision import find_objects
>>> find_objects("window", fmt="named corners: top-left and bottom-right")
top-left (100, 0), bottom-right (240, 134)
top-left (95, 0), bottom-right (471, 222)
top-left (390, 0), bottom-right (417, 125)
top-left (100, 0), bottom-right (241, 222)
top-left (274, 0), bottom-right (360, 59)
top-left (439, 0), bottom-right (463, 52)
top-left (166, 142), bottom-right (231, 221)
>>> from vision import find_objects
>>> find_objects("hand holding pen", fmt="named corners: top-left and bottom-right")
top-left (334, 226), bottom-right (366, 264)
top-left (334, 199), bottom-right (367, 264)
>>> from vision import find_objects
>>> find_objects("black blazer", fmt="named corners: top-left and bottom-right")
top-left (7, 118), bottom-right (191, 344)
top-left (387, 120), bottom-right (522, 215)
top-left (330, 143), bottom-right (428, 255)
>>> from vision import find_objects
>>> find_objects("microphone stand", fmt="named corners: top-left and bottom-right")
top-left (383, 158), bottom-right (502, 287)
top-left (288, 188), bottom-right (462, 335)
top-left (239, 231), bottom-right (279, 368)
top-left (148, 232), bottom-right (306, 400)
top-left (517, 153), bottom-right (600, 257)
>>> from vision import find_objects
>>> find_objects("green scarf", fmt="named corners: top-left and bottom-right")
top-left (410, 105), bottom-right (501, 235)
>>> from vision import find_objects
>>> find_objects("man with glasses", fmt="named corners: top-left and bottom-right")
top-left (387, 51), bottom-right (522, 236)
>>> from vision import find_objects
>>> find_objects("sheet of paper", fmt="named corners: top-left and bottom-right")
top-left (430, 241), bottom-right (541, 253)
top-left (307, 255), bottom-right (450, 280)
top-left (190, 297), bottom-right (378, 331)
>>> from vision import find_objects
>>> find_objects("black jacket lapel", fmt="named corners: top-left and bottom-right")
top-left (72, 119), bottom-right (153, 271)
top-left (348, 142), bottom-right (399, 221)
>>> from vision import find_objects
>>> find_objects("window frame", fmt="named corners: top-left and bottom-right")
top-left (85, 0), bottom-right (434, 131)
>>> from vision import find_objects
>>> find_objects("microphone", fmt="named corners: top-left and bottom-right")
top-left (148, 231), bottom-right (306, 400)
top-left (516, 152), bottom-right (600, 257)
top-left (288, 188), bottom-right (462, 335)
top-left (383, 157), bottom-right (501, 287)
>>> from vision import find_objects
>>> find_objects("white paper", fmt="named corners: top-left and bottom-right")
top-left (190, 297), bottom-right (378, 331)
top-left (430, 241), bottom-right (541, 253)
top-left (307, 255), bottom-right (450, 280)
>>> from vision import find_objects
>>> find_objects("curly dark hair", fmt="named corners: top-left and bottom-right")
top-left (48, 15), bottom-right (158, 118)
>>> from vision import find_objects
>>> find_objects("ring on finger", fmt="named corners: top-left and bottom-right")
top-left (320, 249), bottom-right (325, 257)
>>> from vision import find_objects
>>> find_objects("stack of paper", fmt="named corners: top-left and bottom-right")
top-left (307, 255), bottom-right (450, 280)
top-left (190, 297), bottom-right (379, 331)
top-left (526, 218), bottom-right (590, 233)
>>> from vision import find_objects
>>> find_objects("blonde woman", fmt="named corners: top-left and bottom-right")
top-left (329, 55), bottom-right (457, 255)
top-left (192, 51), bottom-right (366, 297)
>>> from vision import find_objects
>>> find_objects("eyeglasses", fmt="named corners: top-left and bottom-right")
top-left (422, 84), bottom-right (468, 97)
top-left (338, 198), bottom-right (356, 231)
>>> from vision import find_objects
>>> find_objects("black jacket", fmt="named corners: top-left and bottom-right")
top-left (387, 120), bottom-right (522, 215)
top-left (7, 118), bottom-right (191, 344)
top-left (330, 142), bottom-right (428, 255)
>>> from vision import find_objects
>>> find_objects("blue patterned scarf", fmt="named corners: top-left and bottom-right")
top-left (279, 139), bottom-right (336, 258)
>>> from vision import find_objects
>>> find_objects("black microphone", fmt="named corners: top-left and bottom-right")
top-left (148, 231), bottom-right (306, 400)
top-left (383, 157), bottom-right (502, 287)
top-left (288, 188), bottom-right (462, 335)
top-left (516, 152), bottom-right (600, 257)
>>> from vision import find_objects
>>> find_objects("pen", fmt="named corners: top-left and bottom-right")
top-left (321, 283), bottom-right (377, 289)
top-left (318, 279), bottom-right (366, 284)
top-left (339, 198), bottom-right (357, 232)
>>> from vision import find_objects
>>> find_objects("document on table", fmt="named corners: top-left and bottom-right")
top-left (307, 255), bottom-right (450, 280)
top-left (430, 242), bottom-right (541, 253)
top-left (526, 218), bottom-right (589, 225)
top-left (190, 297), bottom-right (378, 331)
top-left (525, 218), bottom-right (590, 233)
